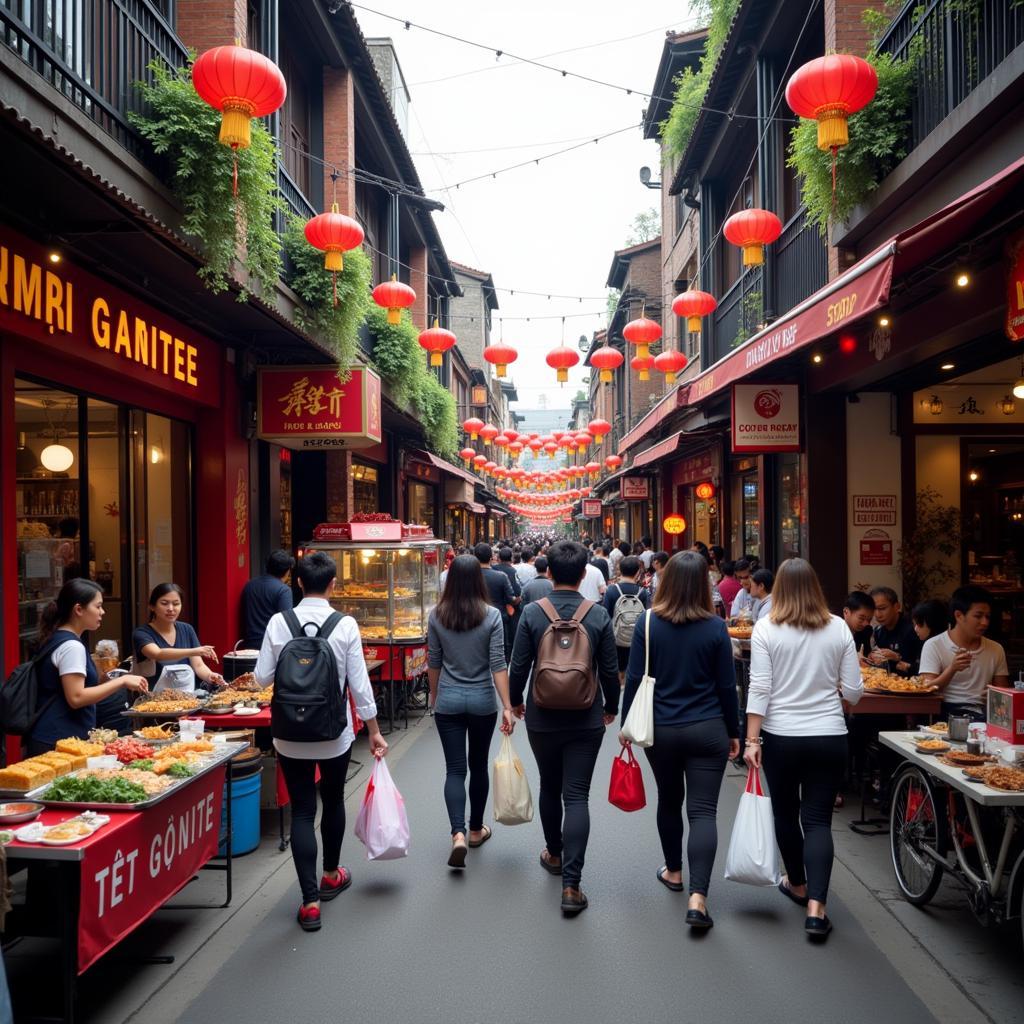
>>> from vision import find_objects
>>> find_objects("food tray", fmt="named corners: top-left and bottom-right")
top-left (121, 707), bottom-right (196, 719)
top-left (864, 685), bottom-right (940, 696)
top-left (22, 742), bottom-right (247, 811)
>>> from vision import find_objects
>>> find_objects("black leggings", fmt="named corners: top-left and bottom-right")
top-left (278, 748), bottom-right (352, 905)
top-left (761, 732), bottom-right (847, 904)
top-left (526, 727), bottom-right (604, 888)
top-left (643, 718), bottom-right (730, 896)
top-left (434, 711), bottom-right (498, 835)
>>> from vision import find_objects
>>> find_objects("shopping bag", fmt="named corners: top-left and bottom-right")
top-left (608, 744), bottom-right (646, 812)
top-left (724, 768), bottom-right (781, 886)
top-left (492, 735), bottom-right (534, 825)
top-left (353, 757), bottom-right (410, 860)
top-left (621, 611), bottom-right (655, 748)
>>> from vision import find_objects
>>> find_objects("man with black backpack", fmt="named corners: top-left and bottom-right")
top-left (508, 541), bottom-right (619, 917)
top-left (602, 555), bottom-right (650, 686)
top-left (256, 552), bottom-right (387, 933)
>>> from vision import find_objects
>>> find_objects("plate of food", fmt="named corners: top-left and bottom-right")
top-left (0, 801), bottom-right (44, 824)
top-left (134, 722), bottom-right (178, 742)
top-left (939, 751), bottom-right (994, 768)
top-left (920, 722), bottom-right (950, 736)
top-left (914, 738), bottom-right (951, 754)
top-left (230, 705), bottom-right (262, 717)
top-left (980, 765), bottom-right (1024, 792)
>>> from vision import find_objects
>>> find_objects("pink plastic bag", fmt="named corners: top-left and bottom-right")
top-left (354, 757), bottom-right (410, 861)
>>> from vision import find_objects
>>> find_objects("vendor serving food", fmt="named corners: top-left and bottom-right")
top-left (133, 583), bottom-right (225, 694)
top-left (27, 580), bottom-right (150, 757)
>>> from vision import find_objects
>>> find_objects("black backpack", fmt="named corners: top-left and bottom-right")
top-left (0, 636), bottom-right (62, 737)
top-left (271, 611), bottom-right (347, 743)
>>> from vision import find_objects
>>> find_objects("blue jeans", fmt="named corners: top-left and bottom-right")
top-left (435, 712), bottom-right (498, 835)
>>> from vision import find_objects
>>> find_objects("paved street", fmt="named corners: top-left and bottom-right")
top-left (87, 716), bottom-right (1014, 1024)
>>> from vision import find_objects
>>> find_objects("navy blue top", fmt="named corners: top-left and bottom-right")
top-left (240, 574), bottom-right (293, 649)
top-left (621, 612), bottom-right (740, 737)
top-left (30, 630), bottom-right (99, 745)
top-left (133, 622), bottom-right (201, 686)
top-left (873, 615), bottom-right (923, 677)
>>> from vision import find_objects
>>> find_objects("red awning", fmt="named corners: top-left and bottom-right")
top-left (619, 385), bottom-right (690, 453)
top-left (632, 431), bottom-right (683, 468)
top-left (468, 501), bottom-right (486, 514)
top-left (409, 449), bottom-right (479, 487)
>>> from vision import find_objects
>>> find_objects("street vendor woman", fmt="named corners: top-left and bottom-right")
top-left (28, 579), bottom-right (150, 756)
top-left (133, 583), bottom-right (225, 694)
top-left (919, 585), bottom-right (1009, 721)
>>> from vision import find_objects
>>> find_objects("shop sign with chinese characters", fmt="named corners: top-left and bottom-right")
top-left (912, 385), bottom-right (1024, 425)
top-left (621, 477), bottom-right (650, 501)
top-left (853, 495), bottom-right (896, 526)
top-left (731, 384), bottom-right (801, 452)
top-left (258, 366), bottom-right (382, 449)
top-left (581, 498), bottom-right (602, 518)
top-left (859, 529), bottom-right (893, 566)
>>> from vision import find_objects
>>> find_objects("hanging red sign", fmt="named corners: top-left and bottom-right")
top-left (859, 528), bottom-right (893, 566)
top-left (1006, 230), bottom-right (1024, 342)
top-left (582, 498), bottom-right (603, 517)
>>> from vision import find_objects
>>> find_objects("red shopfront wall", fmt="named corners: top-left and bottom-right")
top-left (0, 227), bottom-right (250, 690)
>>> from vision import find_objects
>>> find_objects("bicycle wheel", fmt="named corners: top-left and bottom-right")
top-left (890, 765), bottom-right (946, 905)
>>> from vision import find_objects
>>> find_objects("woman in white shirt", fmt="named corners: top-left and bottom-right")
top-left (744, 558), bottom-right (862, 941)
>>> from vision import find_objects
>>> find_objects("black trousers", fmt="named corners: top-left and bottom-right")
top-left (526, 727), bottom-right (604, 888)
top-left (761, 732), bottom-right (847, 904)
top-left (643, 718), bottom-right (730, 895)
top-left (434, 711), bottom-right (498, 835)
top-left (278, 748), bottom-right (352, 905)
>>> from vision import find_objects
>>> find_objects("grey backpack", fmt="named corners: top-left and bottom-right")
top-left (611, 587), bottom-right (646, 647)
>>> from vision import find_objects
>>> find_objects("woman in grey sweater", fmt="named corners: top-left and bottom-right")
top-left (428, 554), bottom-right (515, 868)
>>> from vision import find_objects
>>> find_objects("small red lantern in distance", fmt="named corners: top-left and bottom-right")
top-left (723, 209), bottom-right (783, 267)
top-left (304, 206), bottom-right (364, 273)
top-left (509, 441), bottom-right (524, 458)
top-left (459, 447), bottom-right (475, 465)
top-left (483, 341), bottom-right (518, 378)
top-left (623, 317), bottom-right (662, 360)
top-left (605, 454), bottom-right (623, 471)
top-left (372, 276), bottom-right (416, 324)
top-left (463, 417), bottom-right (484, 440)
top-left (590, 344), bottom-right (624, 383)
top-left (588, 418), bottom-right (611, 444)
top-left (504, 429), bottom-right (520, 444)
top-left (493, 434), bottom-right (509, 450)
top-left (672, 290), bottom-right (717, 334)
top-left (631, 354), bottom-right (654, 381)
top-left (546, 345), bottom-right (580, 383)
top-left (528, 437), bottom-right (544, 453)
top-left (418, 320), bottom-right (456, 367)
top-left (575, 431), bottom-right (593, 450)
top-left (654, 349), bottom-right (688, 385)
top-left (479, 424), bottom-right (499, 447)
top-left (785, 54), bottom-right (878, 153)
top-left (695, 482), bottom-right (715, 501)
top-left (839, 334), bottom-right (857, 354)
top-left (472, 454), bottom-right (487, 468)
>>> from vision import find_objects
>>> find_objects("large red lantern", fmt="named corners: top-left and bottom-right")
top-left (588, 418), bottom-right (611, 444)
top-left (459, 447), bottom-right (475, 465)
top-left (472, 454), bottom-right (487, 469)
top-left (672, 290), bottom-right (717, 334)
top-left (723, 209), bottom-right (782, 267)
top-left (631, 354), bottom-right (654, 381)
top-left (546, 345), bottom-right (579, 384)
top-left (654, 349), bottom-right (688, 385)
top-left (418, 321), bottom-right (457, 368)
top-left (372, 276), bottom-right (417, 325)
top-left (303, 205), bottom-right (365, 307)
top-left (590, 344), bottom-right (624, 384)
top-left (605, 454), bottom-right (623, 471)
top-left (786, 55), bottom-right (878, 153)
top-left (463, 417), bottom-right (484, 440)
top-left (483, 341), bottom-right (518, 378)
top-left (479, 424), bottom-right (499, 447)
top-left (623, 317), bottom-right (662, 360)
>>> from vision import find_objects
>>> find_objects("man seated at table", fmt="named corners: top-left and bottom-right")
top-left (867, 586), bottom-right (921, 677)
top-left (842, 591), bottom-right (875, 660)
top-left (729, 559), bottom-right (754, 618)
top-left (919, 585), bottom-right (1009, 721)
top-left (750, 569), bottom-right (773, 622)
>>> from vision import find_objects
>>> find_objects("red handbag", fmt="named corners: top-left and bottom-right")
top-left (609, 743), bottom-right (646, 812)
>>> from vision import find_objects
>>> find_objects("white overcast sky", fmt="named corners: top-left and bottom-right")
top-left (351, 0), bottom-right (703, 410)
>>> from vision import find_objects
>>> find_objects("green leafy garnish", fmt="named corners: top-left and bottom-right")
top-left (45, 775), bottom-right (148, 804)
top-left (128, 759), bottom-right (155, 772)
top-left (167, 762), bottom-right (195, 779)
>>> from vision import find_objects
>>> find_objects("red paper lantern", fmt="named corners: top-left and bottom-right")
top-left (654, 349), bottom-right (688, 385)
top-left (372, 276), bottom-right (417, 325)
top-left (472, 454), bottom-right (487, 468)
top-left (479, 424), bottom-right (499, 447)
top-left (484, 461), bottom-right (497, 475)
top-left (672, 290), bottom-right (718, 334)
top-left (483, 341), bottom-right (518, 378)
top-left (588, 418), bottom-right (611, 444)
top-left (304, 207), bottom-right (364, 273)
top-left (459, 447), bottom-right (475, 465)
top-left (546, 345), bottom-right (579, 383)
top-left (590, 344), bottom-right (624, 384)
top-left (575, 432), bottom-right (593, 450)
top-left (623, 317), bottom-right (662, 360)
top-left (503, 429), bottom-right (520, 444)
top-left (418, 320), bottom-right (457, 368)
top-left (543, 441), bottom-right (559, 457)
top-left (786, 55), bottom-right (878, 153)
top-left (631, 354), bottom-right (654, 381)
top-left (493, 434), bottom-right (509, 450)
top-left (463, 417), bottom-right (484, 440)
top-left (605, 454), bottom-right (623, 471)
top-left (528, 437), bottom-right (544, 453)
top-left (695, 482), bottom-right (715, 500)
top-left (586, 461), bottom-right (601, 478)
top-left (509, 441), bottom-right (524, 458)
top-left (723, 209), bottom-right (782, 267)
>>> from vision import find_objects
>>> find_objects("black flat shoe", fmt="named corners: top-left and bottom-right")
top-left (805, 915), bottom-right (833, 939)
top-left (539, 850), bottom-right (562, 876)
top-left (778, 880), bottom-right (809, 907)
top-left (686, 908), bottom-right (714, 930)
top-left (657, 867), bottom-right (684, 892)
top-left (560, 887), bottom-right (588, 916)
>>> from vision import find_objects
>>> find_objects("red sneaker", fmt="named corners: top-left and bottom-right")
top-left (297, 904), bottom-right (321, 931)
top-left (319, 866), bottom-right (352, 902)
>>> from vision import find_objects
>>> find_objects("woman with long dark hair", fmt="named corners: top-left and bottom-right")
top-left (28, 579), bottom-right (150, 755)
top-left (133, 582), bottom-right (224, 692)
top-left (621, 552), bottom-right (740, 929)
top-left (427, 554), bottom-right (514, 868)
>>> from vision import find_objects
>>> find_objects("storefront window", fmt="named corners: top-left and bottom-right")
top-left (730, 469), bottom-right (760, 560)
top-left (774, 453), bottom-right (805, 561)
top-left (407, 481), bottom-right (436, 531)
top-left (351, 461), bottom-right (379, 516)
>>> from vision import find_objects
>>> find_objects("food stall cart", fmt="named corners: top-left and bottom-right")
top-left (301, 519), bottom-right (446, 732)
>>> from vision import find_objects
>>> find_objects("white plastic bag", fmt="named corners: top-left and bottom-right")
top-left (724, 768), bottom-right (781, 886)
top-left (354, 757), bottom-right (410, 860)
top-left (492, 735), bottom-right (533, 825)
top-left (621, 611), bottom-right (654, 748)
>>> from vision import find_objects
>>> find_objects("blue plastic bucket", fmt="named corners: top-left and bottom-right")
top-left (219, 765), bottom-right (263, 856)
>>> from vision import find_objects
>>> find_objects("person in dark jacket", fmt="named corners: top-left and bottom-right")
top-left (509, 540), bottom-right (619, 917)
top-left (869, 586), bottom-right (922, 676)
top-left (620, 551), bottom-right (740, 930)
top-left (474, 543), bottom-right (516, 661)
top-left (240, 550), bottom-right (295, 650)
top-left (493, 547), bottom-right (523, 660)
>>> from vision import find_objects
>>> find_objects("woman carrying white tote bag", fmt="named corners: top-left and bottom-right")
top-left (620, 611), bottom-right (655, 748)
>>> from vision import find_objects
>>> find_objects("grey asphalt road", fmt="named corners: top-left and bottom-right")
top-left (156, 720), bottom-right (957, 1024)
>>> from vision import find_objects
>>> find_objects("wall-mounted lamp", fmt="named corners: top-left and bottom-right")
top-left (1000, 394), bottom-right (1016, 416)
top-left (929, 395), bottom-right (943, 415)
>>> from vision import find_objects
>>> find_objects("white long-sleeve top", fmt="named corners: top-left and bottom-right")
top-left (256, 597), bottom-right (377, 760)
top-left (747, 614), bottom-right (863, 736)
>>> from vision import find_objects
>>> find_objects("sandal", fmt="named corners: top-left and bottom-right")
top-left (657, 866), bottom-right (684, 892)
top-left (539, 850), bottom-right (562, 876)
top-left (468, 825), bottom-right (492, 848)
top-left (447, 837), bottom-right (468, 868)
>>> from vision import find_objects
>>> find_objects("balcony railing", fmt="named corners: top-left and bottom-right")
top-left (774, 206), bottom-right (828, 317)
top-left (711, 264), bottom-right (763, 366)
top-left (878, 0), bottom-right (1024, 151)
top-left (1, 0), bottom-right (189, 162)
top-left (276, 163), bottom-right (315, 236)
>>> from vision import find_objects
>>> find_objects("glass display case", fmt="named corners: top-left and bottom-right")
top-left (305, 538), bottom-right (445, 642)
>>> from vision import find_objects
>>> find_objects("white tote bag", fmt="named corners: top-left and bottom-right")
top-left (492, 734), bottom-right (534, 825)
top-left (621, 611), bottom-right (655, 749)
top-left (724, 768), bottom-right (781, 886)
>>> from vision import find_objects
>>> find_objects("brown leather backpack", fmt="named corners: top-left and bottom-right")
top-left (532, 598), bottom-right (598, 710)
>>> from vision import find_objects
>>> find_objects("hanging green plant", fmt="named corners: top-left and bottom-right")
top-left (411, 371), bottom-right (459, 460)
top-left (130, 57), bottom-right (283, 298)
top-left (281, 216), bottom-right (372, 369)
top-left (786, 49), bottom-right (915, 238)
